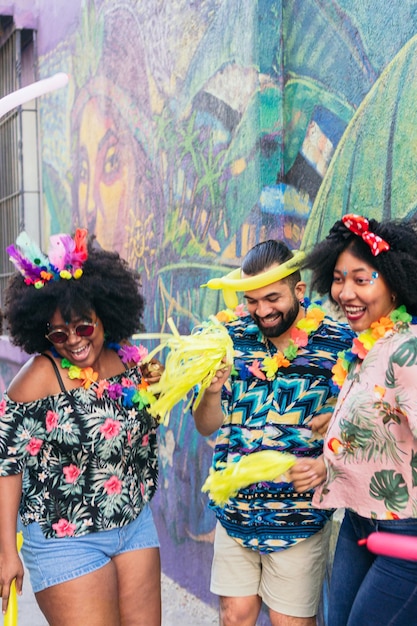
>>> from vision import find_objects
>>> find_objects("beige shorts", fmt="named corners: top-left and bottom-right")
top-left (210, 520), bottom-right (332, 618)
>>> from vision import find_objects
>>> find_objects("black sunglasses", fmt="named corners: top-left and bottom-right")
top-left (45, 322), bottom-right (98, 344)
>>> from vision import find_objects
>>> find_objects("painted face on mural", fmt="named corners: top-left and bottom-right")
top-left (72, 96), bottom-right (163, 270)
top-left (73, 98), bottom-right (137, 251)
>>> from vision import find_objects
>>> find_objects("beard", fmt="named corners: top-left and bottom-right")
top-left (253, 296), bottom-right (301, 338)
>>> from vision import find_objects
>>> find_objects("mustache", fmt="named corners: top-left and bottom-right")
top-left (256, 314), bottom-right (279, 322)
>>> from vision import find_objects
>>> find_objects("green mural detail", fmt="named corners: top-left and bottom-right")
top-left (302, 33), bottom-right (417, 251)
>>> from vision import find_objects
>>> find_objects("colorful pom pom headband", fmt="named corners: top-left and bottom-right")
top-left (7, 228), bottom-right (88, 288)
top-left (342, 214), bottom-right (390, 256)
top-left (201, 250), bottom-right (306, 309)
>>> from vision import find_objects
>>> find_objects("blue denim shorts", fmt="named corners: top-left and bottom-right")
top-left (19, 505), bottom-right (160, 593)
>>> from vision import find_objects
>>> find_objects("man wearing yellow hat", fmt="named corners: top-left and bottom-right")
top-left (194, 239), bottom-right (354, 626)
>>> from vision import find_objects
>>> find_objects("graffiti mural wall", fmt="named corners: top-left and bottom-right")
top-left (3, 0), bottom-right (417, 614)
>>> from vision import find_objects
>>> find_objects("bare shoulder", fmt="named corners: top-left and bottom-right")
top-left (7, 353), bottom-right (62, 403)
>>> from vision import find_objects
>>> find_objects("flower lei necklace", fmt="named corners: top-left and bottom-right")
top-left (332, 305), bottom-right (414, 389)
top-left (53, 343), bottom-right (157, 410)
top-left (216, 300), bottom-right (326, 381)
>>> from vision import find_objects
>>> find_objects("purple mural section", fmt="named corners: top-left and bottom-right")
top-left (3, 0), bottom-right (417, 621)
top-left (0, 339), bottom-right (28, 394)
top-left (0, 0), bottom-right (38, 28)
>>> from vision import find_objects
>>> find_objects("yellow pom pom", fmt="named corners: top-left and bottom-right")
top-left (201, 450), bottom-right (296, 506)
top-left (73, 268), bottom-right (83, 279)
top-left (145, 318), bottom-right (234, 426)
top-left (60, 269), bottom-right (72, 280)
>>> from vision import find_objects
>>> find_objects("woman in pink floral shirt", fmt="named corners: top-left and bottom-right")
top-left (291, 214), bottom-right (417, 626)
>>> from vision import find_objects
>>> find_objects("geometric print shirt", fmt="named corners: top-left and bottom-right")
top-left (0, 365), bottom-right (158, 539)
top-left (211, 313), bottom-right (355, 553)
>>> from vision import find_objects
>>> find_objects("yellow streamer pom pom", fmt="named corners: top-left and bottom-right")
top-left (144, 317), bottom-right (234, 426)
top-left (201, 450), bottom-right (296, 506)
top-left (4, 532), bottom-right (23, 626)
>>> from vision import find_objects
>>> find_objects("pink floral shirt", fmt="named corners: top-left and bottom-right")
top-left (313, 325), bottom-right (417, 519)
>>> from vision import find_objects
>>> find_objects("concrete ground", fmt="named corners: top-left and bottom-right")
top-left (18, 570), bottom-right (218, 625)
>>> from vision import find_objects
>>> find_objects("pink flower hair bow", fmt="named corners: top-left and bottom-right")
top-left (342, 214), bottom-right (390, 256)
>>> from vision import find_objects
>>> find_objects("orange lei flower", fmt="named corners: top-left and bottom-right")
top-left (332, 306), bottom-right (412, 389)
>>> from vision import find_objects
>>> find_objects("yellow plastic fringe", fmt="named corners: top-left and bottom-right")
top-left (139, 317), bottom-right (234, 426)
top-left (202, 450), bottom-right (296, 506)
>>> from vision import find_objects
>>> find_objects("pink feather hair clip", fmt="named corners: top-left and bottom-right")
top-left (7, 228), bottom-right (88, 288)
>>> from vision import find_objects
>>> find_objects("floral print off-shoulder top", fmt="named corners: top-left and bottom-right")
top-left (0, 365), bottom-right (158, 539)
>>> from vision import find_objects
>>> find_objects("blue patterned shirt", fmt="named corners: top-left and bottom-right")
top-left (210, 313), bottom-right (355, 553)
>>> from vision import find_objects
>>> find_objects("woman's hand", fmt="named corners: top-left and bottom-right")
top-left (140, 358), bottom-right (164, 384)
top-left (0, 551), bottom-right (24, 616)
top-left (309, 412), bottom-right (332, 436)
top-left (0, 474), bottom-right (24, 615)
top-left (289, 456), bottom-right (327, 493)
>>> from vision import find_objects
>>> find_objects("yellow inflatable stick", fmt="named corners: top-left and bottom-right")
top-left (201, 250), bottom-right (306, 308)
top-left (3, 532), bottom-right (23, 626)
top-left (202, 450), bottom-right (296, 506)
top-left (142, 317), bottom-right (234, 426)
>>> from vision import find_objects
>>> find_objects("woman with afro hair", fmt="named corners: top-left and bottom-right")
top-left (290, 214), bottom-right (417, 626)
top-left (0, 229), bottom-right (162, 625)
